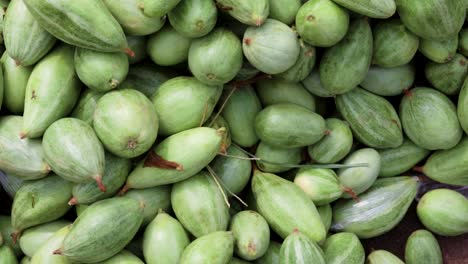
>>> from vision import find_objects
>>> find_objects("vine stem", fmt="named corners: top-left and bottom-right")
top-left (231, 143), bottom-right (369, 169)
top-left (208, 73), bottom-right (272, 127)
top-left (207, 166), bottom-right (248, 207)
top-left (206, 166), bottom-right (230, 208)
top-left (217, 152), bottom-right (260, 160)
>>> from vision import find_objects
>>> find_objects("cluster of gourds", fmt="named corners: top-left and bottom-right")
top-left (0, 0), bottom-right (467, 263)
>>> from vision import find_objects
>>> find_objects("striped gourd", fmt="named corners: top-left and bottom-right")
top-left (23, 0), bottom-right (131, 54)
top-left (3, 0), bottom-right (56, 66)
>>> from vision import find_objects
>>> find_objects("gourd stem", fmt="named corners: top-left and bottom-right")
top-left (199, 101), bottom-right (210, 127)
top-left (209, 74), bottom-right (272, 127)
top-left (341, 186), bottom-right (361, 202)
top-left (206, 166), bottom-right (230, 208)
top-left (11, 230), bottom-right (21, 245)
top-left (207, 166), bottom-right (248, 207)
top-left (117, 184), bottom-right (130, 196)
top-left (216, 152), bottom-right (260, 160)
top-left (231, 143), bottom-right (369, 169)
top-left (208, 86), bottom-right (236, 127)
top-left (95, 175), bottom-right (106, 193)
top-left (124, 47), bottom-right (135, 57)
top-left (68, 197), bottom-right (78, 206)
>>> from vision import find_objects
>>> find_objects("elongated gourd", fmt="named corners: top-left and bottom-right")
top-left (3, 0), bottom-right (56, 66)
top-left (395, 0), bottom-right (465, 40)
top-left (1, 53), bottom-right (32, 114)
top-left (221, 86), bottom-right (262, 147)
top-left (21, 45), bottom-right (81, 139)
top-left (124, 127), bottom-right (223, 189)
top-left (279, 230), bottom-right (325, 264)
top-left (102, 0), bottom-right (166, 36)
top-left (367, 250), bottom-right (404, 264)
top-left (254, 103), bottom-right (326, 148)
top-left (405, 230), bottom-right (443, 264)
top-left (323, 232), bottom-right (365, 264)
top-left (151, 76), bottom-right (222, 136)
top-left (336, 87), bottom-right (403, 149)
top-left (23, 0), bottom-right (131, 54)
top-left (417, 189), bottom-right (468, 236)
top-left (12, 175), bottom-right (72, 241)
top-left (252, 170), bottom-right (326, 243)
top-left (400, 87), bottom-right (462, 150)
top-left (42, 118), bottom-right (106, 190)
top-left (143, 212), bottom-right (190, 264)
top-left (0, 116), bottom-right (50, 180)
top-left (74, 48), bottom-right (129, 92)
top-left (171, 171), bottom-right (230, 237)
top-left (69, 153), bottom-right (131, 206)
top-left (20, 220), bottom-right (70, 258)
top-left (179, 232), bottom-right (234, 264)
top-left (216, 0), bottom-right (269, 26)
top-left (242, 19), bottom-right (300, 74)
top-left (332, 176), bottom-right (418, 238)
top-left (93, 89), bottom-right (159, 158)
top-left (320, 19), bottom-right (372, 95)
top-left (331, 0), bottom-right (396, 18)
top-left (230, 211), bottom-right (270, 260)
top-left (56, 197), bottom-right (144, 263)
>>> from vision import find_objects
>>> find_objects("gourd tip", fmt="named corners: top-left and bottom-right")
top-left (95, 175), bottom-right (106, 192)
top-left (109, 79), bottom-right (120, 89)
top-left (43, 163), bottom-right (52, 173)
top-left (118, 184), bottom-right (130, 196)
top-left (219, 143), bottom-right (228, 155)
top-left (248, 241), bottom-right (257, 253)
top-left (403, 89), bottom-right (413, 97)
top-left (216, 127), bottom-right (227, 136)
top-left (252, 161), bottom-right (261, 174)
top-left (11, 231), bottom-right (20, 244)
top-left (413, 166), bottom-right (424, 173)
top-left (255, 18), bottom-right (263, 26)
top-left (127, 139), bottom-right (138, 150)
top-left (139, 200), bottom-right (146, 209)
top-left (342, 186), bottom-right (361, 202)
top-left (124, 47), bottom-right (135, 58)
top-left (68, 197), bottom-right (78, 206)
top-left (14, 59), bottom-right (21, 66)
top-left (304, 49), bottom-right (314, 57)
top-left (19, 132), bottom-right (27, 139)
top-left (53, 248), bottom-right (63, 255)
top-left (415, 175), bottom-right (431, 183)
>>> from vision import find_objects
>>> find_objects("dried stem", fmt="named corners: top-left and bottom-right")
top-left (207, 166), bottom-right (248, 207)
top-left (199, 101), bottom-right (210, 127)
top-left (144, 151), bottom-right (184, 170)
top-left (208, 86), bottom-right (236, 127)
top-left (342, 186), bottom-right (361, 203)
top-left (217, 152), bottom-right (260, 160)
top-left (206, 166), bottom-right (230, 208)
top-left (208, 73), bottom-right (272, 127)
